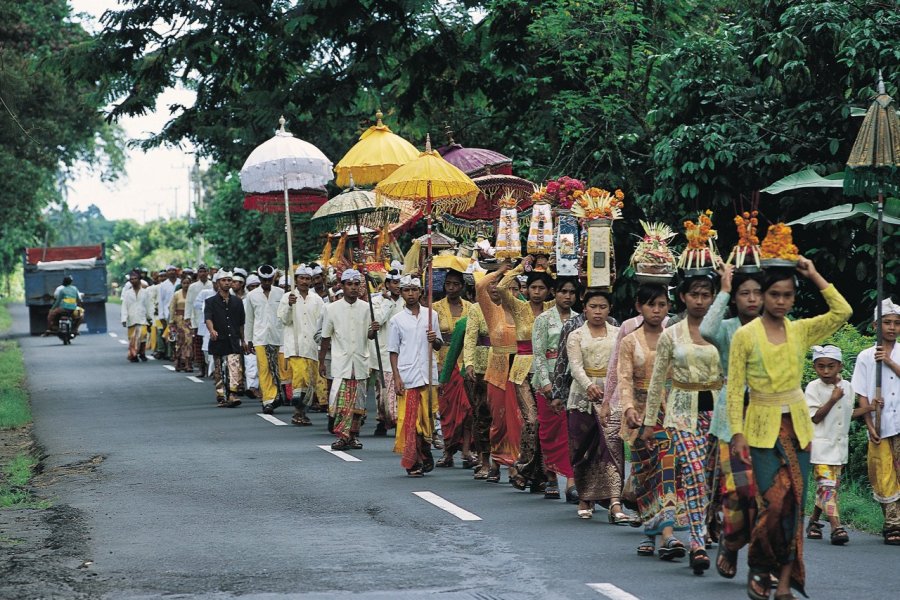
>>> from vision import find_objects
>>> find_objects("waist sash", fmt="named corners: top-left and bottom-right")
top-left (516, 340), bottom-right (534, 355)
top-left (477, 334), bottom-right (491, 347)
top-left (749, 388), bottom-right (804, 407)
top-left (672, 379), bottom-right (723, 392)
top-left (584, 367), bottom-right (607, 378)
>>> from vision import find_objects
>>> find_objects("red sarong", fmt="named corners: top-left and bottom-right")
top-left (536, 391), bottom-right (573, 478)
top-left (487, 381), bottom-right (521, 466)
top-left (438, 365), bottom-right (472, 454)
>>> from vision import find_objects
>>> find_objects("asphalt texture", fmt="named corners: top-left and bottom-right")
top-left (8, 302), bottom-right (900, 599)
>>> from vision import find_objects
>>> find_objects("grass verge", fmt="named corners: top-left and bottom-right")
top-left (0, 301), bottom-right (46, 509)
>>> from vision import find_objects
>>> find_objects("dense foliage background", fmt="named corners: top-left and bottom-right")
top-left (3, 1), bottom-right (898, 325)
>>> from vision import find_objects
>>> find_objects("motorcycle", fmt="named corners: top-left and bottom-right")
top-left (57, 312), bottom-right (75, 345)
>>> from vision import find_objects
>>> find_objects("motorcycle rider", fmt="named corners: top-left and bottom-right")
top-left (46, 275), bottom-right (83, 335)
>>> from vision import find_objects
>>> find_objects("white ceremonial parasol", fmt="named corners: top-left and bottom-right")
top-left (239, 116), bottom-right (333, 281)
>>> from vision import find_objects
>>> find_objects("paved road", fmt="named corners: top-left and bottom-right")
top-left (11, 303), bottom-right (900, 599)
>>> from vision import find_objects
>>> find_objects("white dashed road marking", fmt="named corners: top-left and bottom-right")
top-left (257, 414), bottom-right (287, 426)
top-left (586, 583), bottom-right (641, 600)
top-left (108, 332), bottom-right (118, 338)
top-left (412, 491), bottom-right (482, 521)
top-left (118, 340), bottom-right (128, 345)
top-left (163, 365), bottom-right (176, 371)
top-left (317, 445), bottom-right (362, 462)
top-left (186, 376), bottom-right (204, 383)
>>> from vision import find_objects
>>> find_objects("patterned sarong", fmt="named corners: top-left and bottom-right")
top-left (671, 411), bottom-right (711, 551)
top-left (631, 426), bottom-right (689, 535)
top-left (466, 374), bottom-right (491, 458)
top-left (395, 386), bottom-right (437, 469)
top-left (748, 415), bottom-right (810, 597)
top-left (127, 325), bottom-right (146, 360)
top-left (568, 409), bottom-right (623, 504)
top-left (708, 437), bottom-right (756, 551)
top-left (333, 378), bottom-right (366, 441)
top-left (213, 354), bottom-right (243, 400)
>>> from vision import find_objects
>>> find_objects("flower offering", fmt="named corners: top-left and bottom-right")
top-left (759, 222), bottom-right (799, 262)
top-left (677, 209), bottom-right (720, 271)
top-left (726, 210), bottom-right (762, 270)
top-left (495, 191), bottom-right (522, 259)
top-left (631, 220), bottom-right (677, 275)
top-left (571, 187), bottom-right (624, 221)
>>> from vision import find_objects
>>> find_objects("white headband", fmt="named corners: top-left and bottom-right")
top-left (341, 269), bottom-right (362, 283)
top-left (876, 298), bottom-right (900, 322)
top-left (213, 270), bottom-right (233, 282)
top-left (812, 345), bottom-right (842, 363)
top-left (296, 266), bottom-right (314, 277)
top-left (399, 275), bottom-right (421, 289)
top-left (246, 274), bottom-right (260, 286)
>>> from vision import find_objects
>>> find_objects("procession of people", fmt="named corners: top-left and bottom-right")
top-left (116, 220), bottom-right (899, 600)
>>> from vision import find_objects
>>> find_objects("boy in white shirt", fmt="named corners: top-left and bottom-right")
top-left (851, 298), bottom-right (900, 545)
top-left (387, 275), bottom-right (443, 477)
top-left (804, 345), bottom-right (865, 545)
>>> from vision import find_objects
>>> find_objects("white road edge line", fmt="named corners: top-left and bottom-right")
top-left (163, 365), bottom-right (176, 371)
top-left (412, 491), bottom-right (482, 521)
top-left (316, 445), bottom-right (362, 462)
top-left (147, 355), bottom-right (156, 361)
top-left (257, 414), bottom-right (288, 426)
top-left (186, 376), bottom-right (204, 383)
top-left (118, 340), bottom-right (128, 345)
top-left (108, 332), bottom-right (118, 338)
top-left (586, 583), bottom-right (641, 600)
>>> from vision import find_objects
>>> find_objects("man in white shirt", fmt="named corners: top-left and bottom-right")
top-left (370, 263), bottom-right (404, 436)
top-left (387, 275), bottom-right (443, 476)
top-left (243, 275), bottom-right (261, 398)
top-left (278, 266), bottom-right (325, 426)
top-left (185, 264), bottom-right (213, 374)
top-left (852, 298), bottom-right (900, 544)
top-left (121, 270), bottom-right (153, 363)
top-left (155, 266), bottom-right (178, 359)
top-left (245, 265), bottom-right (286, 413)
top-left (319, 269), bottom-right (378, 451)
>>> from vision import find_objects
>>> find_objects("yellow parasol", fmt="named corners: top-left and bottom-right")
top-left (375, 133), bottom-right (479, 393)
top-left (334, 111), bottom-right (420, 188)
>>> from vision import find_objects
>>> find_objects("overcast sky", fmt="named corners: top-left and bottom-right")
top-left (67, 1), bottom-right (201, 223)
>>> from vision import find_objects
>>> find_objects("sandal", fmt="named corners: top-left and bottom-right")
top-left (689, 549), bottom-right (710, 575)
top-left (509, 471), bottom-right (527, 491)
top-left (422, 455), bottom-right (434, 473)
top-left (657, 536), bottom-right (686, 561)
top-left (884, 528), bottom-right (900, 545)
top-left (577, 508), bottom-right (593, 519)
top-left (461, 455), bottom-right (480, 469)
top-left (473, 466), bottom-right (490, 480)
top-left (291, 415), bottom-right (312, 426)
top-left (747, 570), bottom-right (772, 600)
top-left (830, 526), bottom-right (849, 545)
top-left (637, 537), bottom-right (655, 556)
top-left (485, 466), bottom-right (501, 483)
top-left (565, 487), bottom-right (579, 505)
top-left (331, 438), bottom-right (350, 451)
top-left (805, 520), bottom-right (823, 540)
top-left (607, 503), bottom-right (632, 526)
top-left (715, 543), bottom-right (737, 579)
top-left (544, 484), bottom-right (561, 499)
top-left (347, 437), bottom-right (363, 450)
top-left (406, 466), bottom-right (424, 478)
top-left (435, 455), bottom-right (454, 468)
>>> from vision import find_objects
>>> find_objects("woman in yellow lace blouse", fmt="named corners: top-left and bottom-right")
top-left (727, 258), bottom-right (850, 600)
top-left (641, 275), bottom-right (721, 572)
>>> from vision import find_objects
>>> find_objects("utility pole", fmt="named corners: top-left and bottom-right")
top-left (193, 157), bottom-right (205, 262)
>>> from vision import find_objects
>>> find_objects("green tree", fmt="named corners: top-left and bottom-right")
top-left (0, 0), bottom-right (125, 280)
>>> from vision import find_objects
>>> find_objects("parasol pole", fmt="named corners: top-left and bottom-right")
top-left (426, 177), bottom-right (434, 434)
top-left (353, 210), bottom-right (386, 388)
top-left (875, 191), bottom-right (884, 432)
top-left (282, 174), bottom-right (294, 284)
